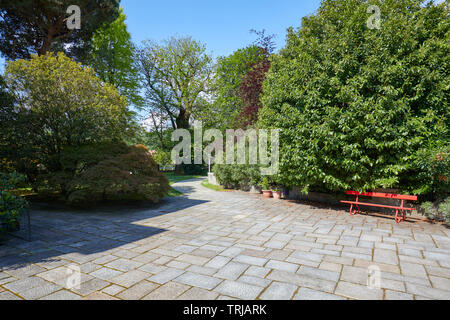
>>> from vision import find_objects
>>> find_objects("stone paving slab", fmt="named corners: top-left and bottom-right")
top-left (0, 178), bottom-right (449, 300)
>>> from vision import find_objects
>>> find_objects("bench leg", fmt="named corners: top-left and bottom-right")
top-left (349, 204), bottom-right (357, 215)
top-left (394, 209), bottom-right (407, 223)
top-left (395, 209), bottom-right (401, 223)
top-left (349, 204), bottom-right (361, 216)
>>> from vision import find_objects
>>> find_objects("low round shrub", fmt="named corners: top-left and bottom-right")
top-left (33, 142), bottom-right (170, 207)
top-left (65, 143), bottom-right (170, 207)
top-left (213, 163), bottom-right (261, 190)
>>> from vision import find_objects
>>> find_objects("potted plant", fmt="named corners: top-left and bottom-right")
top-left (272, 186), bottom-right (282, 199)
top-left (260, 177), bottom-right (272, 198)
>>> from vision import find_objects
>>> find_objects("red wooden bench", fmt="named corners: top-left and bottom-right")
top-left (340, 191), bottom-right (418, 223)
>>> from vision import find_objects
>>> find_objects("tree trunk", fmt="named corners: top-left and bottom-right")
top-left (176, 108), bottom-right (190, 129)
top-left (175, 164), bottom-right (185, 175)
top-left (174, 107), bottom-right (190, 174)
top-left (38, 29), bottom-right (55, 56)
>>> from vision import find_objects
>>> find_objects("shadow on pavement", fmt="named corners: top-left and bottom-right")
top-left (0, 195), bottom-right (208, 271)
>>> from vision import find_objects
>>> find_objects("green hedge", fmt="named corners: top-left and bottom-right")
top-left (258, 0), bottom-right (449, 198)
top-left (213, 163), bottom-right (261, 190)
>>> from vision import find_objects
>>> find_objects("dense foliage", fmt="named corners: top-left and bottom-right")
top-left (137, 37), bottom-right (214, 130)
top-left (152, 150), bottom-right (173, 166)
top-left (32, 142), bottom-right (170, 206)
top-left (0, 52), bottom-right (176, 208)
top-left (60, 143), bottom-right (170, 206)
top-left (200, 45), bottom-right (263, 130)
top-left (0, 172), bottom-right (28, 234)
top-left (1, 52), bottom-right (136, 185)
top-left (212, 146), bottom-right (262, 189)
top-left (0, 75), bottom-right (15, 172)
top-left (213, 163), bottom-right (261, 190)
top-left (258, 0), bottom-right (449, 197)
top-left (239, 30), bottom-right (275, 128)
top-left (87, 9), bottom-right (143, 107)
top-left (200, 30), bottom-right (275, 131)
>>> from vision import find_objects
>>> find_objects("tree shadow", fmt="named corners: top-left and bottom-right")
top-left (0, 196), bottom-right (208, 271)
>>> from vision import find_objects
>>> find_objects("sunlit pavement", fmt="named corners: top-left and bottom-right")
top-left (1, 178), bottom-right (449, 300)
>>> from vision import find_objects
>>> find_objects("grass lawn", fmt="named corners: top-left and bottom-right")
top-left (13, 174), bottom-right (205, 200)
top-left (13, 187), bottom-right (35, 197)
top-left (201, 180), bottom-right (225, 192)
top-left (164, 172), bottom-right (206, 197)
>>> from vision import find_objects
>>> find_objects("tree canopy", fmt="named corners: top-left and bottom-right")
top-left (200, 30), bottom-right (275, 131)
top-left (200, 45), bottom-right (262, 130)
top-left (137, 36), bottom-right (214, 130)
top-left (0, 0), bottom-right (120, 61)
top-left (87, 9), bottom-right (143, 108)
top-left (1, 52), bottom-right (135, 182)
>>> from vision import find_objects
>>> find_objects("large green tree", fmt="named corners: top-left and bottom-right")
top-left (137, 37), bottom-right (214, 129)
top-left (0, 0), bottom-right (120, 61)
top-left (201, 30), bottom-right (275, 131)
top-left (1, 52), bottom-right (135, 183)
top-left (200, 45), bottom-right (262, 130)
top-left (87, 9), bottom-right (142, 107)
top-left (259, 0), bottom-right (449, 196)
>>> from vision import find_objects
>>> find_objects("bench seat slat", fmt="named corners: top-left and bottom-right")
top-left (340, 200), bottom-right (416, 210)
top-left (345, 191), bottom-right (417, 201)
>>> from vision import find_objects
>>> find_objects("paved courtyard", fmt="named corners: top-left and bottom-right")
top-left (1, 178), bottom-right (449, 300)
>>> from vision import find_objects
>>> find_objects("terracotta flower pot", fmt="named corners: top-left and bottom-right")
top-left (272, 191), bottom-right (282, 199)
top-left (262, 190), bottom-right (273, 198)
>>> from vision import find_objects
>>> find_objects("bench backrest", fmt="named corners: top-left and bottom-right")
top-left (346, 191), bottom-right (417, 201)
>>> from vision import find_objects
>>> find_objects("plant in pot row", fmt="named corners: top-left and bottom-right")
top-left (260, 177), bottom-right (283, 199)
top-left (261, 177), bottom-right (272, 198)
top-left (272, 186), bottom-right (282, 199)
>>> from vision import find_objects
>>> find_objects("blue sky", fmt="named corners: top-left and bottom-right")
top-left (0, 0), bottom-right (445, 69)
top-left (121, 0), bottom-right (322, 58)
top-left (0, 0), bottom-right (322, 71)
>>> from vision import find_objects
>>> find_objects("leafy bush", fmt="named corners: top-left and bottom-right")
top-left (34, 142), bottom-right (170, 207)
top-left (419, 198), bottom-right (450, 226)
top-left (412, 142), bottom-right (449, 196)
top-left (213, 163), bottom-right (261, 190)
top-left (0, 172), bottom-right (29, 234)
top-left (258, 0), bottom-right (449, 195)
top-left (212, 140), bottom-right (263, 190)
top-left (67, 144), bottom-right (169, 206)
top-left (152, 150), bottom-right (173, 165)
